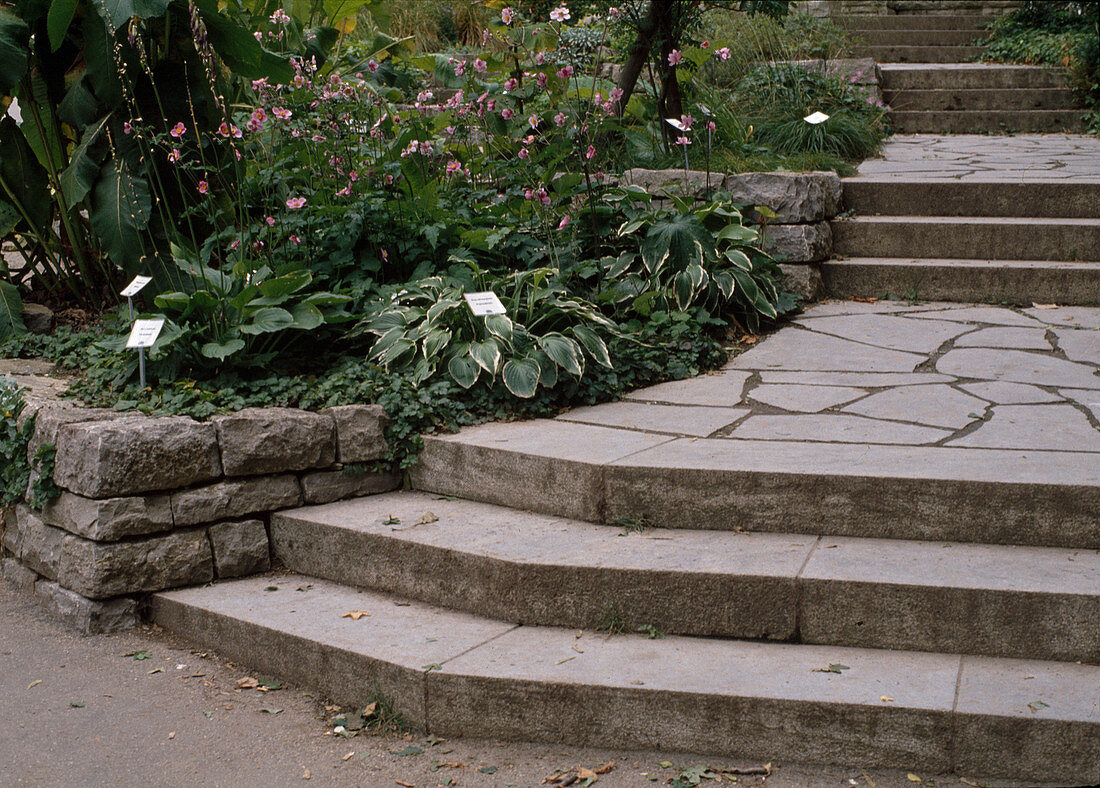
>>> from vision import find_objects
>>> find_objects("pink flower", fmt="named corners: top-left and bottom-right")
top-left (554, 112), bottom-right (567, 127)
top-left (453, 59), bottom-right (466, 77)
top-left (289, 234), bottom-right (301, 245)
top-left (253, 31), bottom-right (262, 41)
top-left (535, 52), bottom-right (546, 65)
top-left (528, 114), bottom-right (539, 129)
top-left (610, 87), bottom-right (623, 103)
top-left (504, 78), bottom-right (518, 91)
top-left (608, 6), bottom-right (622, 19)
top-left (676, 136), bottom-right (691, 146)
top-left (270, 8), bottom-right (289, 23)
top-left (557, 215), bottom-right (570, 230)
top-left (715, 47), bottom-right (731, 61)
top-left (217, 122), bottom-right (231, 137)
top-left (265, 216), bottom-right (276, 226)
top-left (123, 121), bottom-right (133, 135)
top-left (667, 49), bottom-right (683, 66)
top-left (536, 71), bottom-right (547, 88)
top-left (680, 113), bottom-right (694, 129)
top-left (473, 58), bottom-right (487, 73)
top-left (501, 7), bottom-right (515, 24)
top-left (367, 59), bottom-right (379, 73)
top-left (273, 107), bottom-right (292, 119)
top-left (335, 183), bottom-right (352, 197)
top-left (701, 40), bottom-right (709, 49)
top-left (501, 108), bottom-right (514, 120)
top-left (229, 239), bottom-right (240, 251)
top-left (197, 180), bottom-right (209, 194)
top-left (167, 148), bottom-right (180, 163)
top-left (586, 145), bottom-right (595, 160)
top-left (385, 174), bottom-right (394, 185)
top-left (445, 160), bottom-right (462, 174)
top-left (549, 6), bottom-right (570, 22)
top-left (518, 148), bottom-right (529, 159)
top-left (286, 197), bottom-right (307, 209)
top-left (556, 65), bottom-right (573, 79)
top-left (707, 120), bottom-right (716, 132)
top-left (170, 122), bottom-right (186, 137)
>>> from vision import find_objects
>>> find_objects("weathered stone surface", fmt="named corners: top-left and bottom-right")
top-left (725, 171), bottom-right (843, 223)
top-left (910, 306), bottom-right (1044, 327)
top-left (624, 372), bottom-right (752, 407)
top-left (213, 408), bottom-right (335, 477)
top-left (53, 416), bottom-right (222, 498)
top-left (778, 263), bottom-right (824, 301)
top-left (170, 475), bottom-right (302, 527)
top-left (843, 384), bottom-right (989, 429)
top-left (727, 328), bottom-right (925, 373)
top-left (1, 507), bottom-right (22, 556)
top-left (34, 579), bottom-right (139, 634)
top-left (1061, 388), bottom-right (1100, 421)
top-left (728, 413), bottom-right (950, 445)
top-left (21, 303), bottom-right (54, 334)
top-left (796, 313), bottom-right (967, 353)
top-left (1053, 328), bottom-right (1100, 366)
top-left (15, 506), bottom-right (65, 581)
top-left (301, 469), bottom-right (401, 505)
top-left (961, 381), bottom-right (1062, 405)
top-left (209, 520), bottom-right (270, 578)
top-left (763, 222), bottom-right (831, 262)
top-left (557, 401), bottom-right (747, 437)
top-left (57, 528), bottom-right (212, 599)
top-left (937, 348), bottom-right (1100, 390)
top-left (955, 327), bottom-right (1052, 350)
top-left (27, 405), bottom-right (131, 463)
top-left (621, 168), bottom-right (722, 199)
top-left (323, 404), bottom-right (389, 463)
top-left (40, 491), bottom-right (173, 541)
top-left (2, 556), bottom-right (37, 590)
top-left (748, 383), bottom-right (866, 413)
top-left (1023, 305), bottom-right (1100, 329)
top-left (949, 404), bottom-right (1100, 452)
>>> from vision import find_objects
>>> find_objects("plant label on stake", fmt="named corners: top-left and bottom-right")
top-left (804, 111), bottom-right (830, 125)
top-left (126, 318), bottom-right (164, 389)
top-left (463, 292), bottom-right (506, 316)
top-left (119, 275), bottom-right (152, 298)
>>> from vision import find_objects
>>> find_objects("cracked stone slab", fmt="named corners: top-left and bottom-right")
top-left (726, 329), bottom-right (926, 373)
top-left (1060, 389), bottom-right (1100, 421)
top-left (727, 414), bottom-right (951, 445)
top-left (556, 401), bottom-right (747, 437)
top-left (955, 327), bottom-right (1053, 351)
top-left (948, 404), bottom-right (1100, 452)
top-left (961, 382), bottom-right (1063, 405)
top-left (794, 314), bottom-right (969, 354)
top-left (623, 372), bottom-right (752, 407)
top-left (759, 371), bottom-right (956, 387)
top-left (937, 348), bottom-right (1100, 390)
top-left (1052, 328), bottom-right (1100, 366)
top-left (747, 384), bottom-right (866, 413)
top-left (1023, 306), bottom-right (1100, 329)
top-left (909, 307), bottom-right (1045, 327)
top-left (842, 384), bottom-right (989, 430)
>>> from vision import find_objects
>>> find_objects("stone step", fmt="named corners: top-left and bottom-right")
top-left (835, 14), bottom-right (996, 31)
top-left (884, 87), bottom-right (1079, 111)
top-left (842, 179), bottom-right (1100, 219)
top-left (409, 421), bottom-right (1099, 551)
top-left (855, 30), bottom-right (989, 47)
top-left (821, 257), bottom-right (1100, 305)
top-left (880, 63), bottom-right (1067, 89)
top-left (851, 45), bottom-right (987, 63)
top-left (889, 109), bottom-right (1085, 133)
top-left (150, 573), bottom-right (1100, 784)
top-left (832, 216), bottom-right (1100, 262)
top-left (269, 492), bottom-right (1100, 662)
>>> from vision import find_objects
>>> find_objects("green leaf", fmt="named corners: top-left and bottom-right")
top-left (421, 328), bottom-right (451, 359)
top-left (200, 338), bottom-right (245, 360)
top-left (0, 200), bottom-right (19, 236)
top-left (569, 325), bottom-right (612, 369)
top-left (47, 0), bottom-right (79, 51)
top-left (723, 248), bottom-right (752, 271)
top-left (483, 314), bottom-right (513, 345)
top-left (447, 354), bottom-right (480, 388)
top-left (530, 350), bottom-right (557, 389)
top-left (192, 0), bottom-right (293, 82)
top-left (468, 340), bottom-right (501, 376)
top-left (289, 302), bottom-right (323, 330)
top-left (0, 281), bottom-right (26, 339)
top-left (239, 306), bottom-right (294, 335)
top-left (89, 158), bottom-right (152, 272)
top-left (301, 292), bottom-right (351, 307)
top-left (259, 270), bottom-right (312, 298)
top-left (538, 334), bottom-right (583, 377)
top-left (717, 223), bottom-right (758, 243)
top-left (0, 9), bottom-right (30, 94)
top-left (0, 116), bottom-right (51, 232)
top-left (94, 0), bottom-right (170, 30)
top-left (501, 357), bottom-right (540, 398)
top-left (153, 292), bottom-right (190, 312)
top-left (673, 270), bottom-right (694, 310)
top-left (59, 117), bottom-right (108, 206)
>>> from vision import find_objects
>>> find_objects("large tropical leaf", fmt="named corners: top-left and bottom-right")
top-left (200, 337), bottom-right (245, 360)
top-left (59, 116), bottom-right (108, 206)
top-left (0, 200), bottom-right (19, 236)
top-left (640, 213), bottom-right (707, 275)
top-left (0, 116), bottom-right (52, 232)
top-left (0, 9), bottom-right (30, 95)
top-left (46, 0), bottom-right (79, 51)
top-left (192, 0), bottom-right (293, 82)
top-left (0, 281), bottom-right (25, 338)
top-left (94, 0), bottom-right (171, 30)
top-left (239, 306), bottom-right (294, 335)
top-left (89, 157), bottom-right (151, 271)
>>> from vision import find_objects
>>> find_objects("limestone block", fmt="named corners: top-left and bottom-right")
top-left (57, 528), bottom-right (212, 599)
top-left (41, 491), bottom-right (173, 541)
top-left (764, 222), bottom-right (832, 263)
top-left (621, 168), bottom-right (722, 199)
top-left (209, 520), bottom-right (270, 578)
top-left (21, 303), bottom-right (54, 334)
top-left (1, 507), bottom-right (21, 556)
top-left (15, 506), bottom-right (65, 581)
top-left (53, 417), bottom-right (221, 498)
top-left (300, 469), bottom-right (402, 505)
top-left (725, 172), bottom-right (843, 224)
top-left (213, 408), bottom-right (335, 477)
top-left (171, 475), bottom-right (302, 527)
top-left (34, 580), bottom-right (139, 634)
top-left (323, 404), bottom-right (390, 463)
top-left (778, 263), bottom-right (825, 301)
top-left (2, 557), bottom-right (37, 590)
top-left (27, 405), bottom-right (132, 463)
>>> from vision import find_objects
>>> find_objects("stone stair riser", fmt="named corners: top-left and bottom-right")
top-left (881, 67), bottom-right (1067, 90)
top-left (842, 180), bottom-right (1100, 219)
top-left (851, 45), bottom-right (986, 63)
top-left (884, 88), bottom-right (1078, 111)
top-left (888, 109), bottom-right (1085, 133)
top-left (856, 30), bottom-right (989, 46)
top-left (835, 15), bottom-right (999, 30)
top-left (832, 218), bottom-right (1100, 262)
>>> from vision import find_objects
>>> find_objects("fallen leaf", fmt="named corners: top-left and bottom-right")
top-left (324, 704), bottom-right (341, 712)
top-left (572, 643), bottom-right (584, 653)
top-left (577, 767), bottom-right (597, 779)
top-left (395, 781), bottom-right (414, 787)
top-left (416, 512), bottom-right (439, 525)
top-left (264, 586), bottom-right (279, 592)
top-left (383, 515), bottom-right (401, 525)
top-left (125, 650), bottom-right (151, 661)
top-left (1027, 700), bottom-right (1050, 713)
top-left (342, 752), bottom-right (355, 761)
top-left (595, 762), bottom-right (615, 774)
top-left (1031, 303), bottom-right (1057, 309)
top-left (148, 668), bottom-right (164, 675)
top-left (880, 695), bottom-right (894, 702)
top-left (658, 761), bottom-right (673, 768)
top-left (478, 766), bottom-right (497, 774)
top-left (27, 680), bottom-right (41, 689)
top-left (362, 702), bottom-right (378, 717)
top-left (342, 610), bottom-right (371, 620)
top-left (739, 335), bottom-right (759, 345)
top-left (812, 663), bottom-right (850, 674)
top-left (853, 296), bottom-right (878, 303)
top-left (302, 767), bottom-right (310, 780)
top-left (555, 656), bottom-right (576, 665)
top-left (959, 779), bottom-right (980, 787)
top-left (907, 774), bottom-right (921, 782)
top-left (236, 677), bottom-right (260, 689)
top-left (261, 708), bottom-right (283, 714)
top-left (70, 700), bottom-right (84, 708)
top-left (861, 769), bottom-right (876, 787)
top-left (392, 746), bottom-right (424, 757)
top-left (437, 761), bottom-right (465, 768)
top-left (422, 663), bottom-right (442, 672)
top-left (168, 732), bottom-right (176, 739)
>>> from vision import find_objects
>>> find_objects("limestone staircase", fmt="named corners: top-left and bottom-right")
top-left (152, 415), bottom-right (1100, 783)
top-left (826, 178), bottom-right (1100, 304)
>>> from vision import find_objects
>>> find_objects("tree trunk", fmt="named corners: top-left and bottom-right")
top-left (613, 0), bottom-right (669, 115)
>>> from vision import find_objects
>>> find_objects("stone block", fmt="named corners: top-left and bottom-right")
top-left (21, 303), bottom-right (54, 334)
top-left (1, 507), bottom-right (22, 556)
top-left (213, 408), bottom-right (335, 477)
top-left (778, 263), bottom-right (824, 301)
top-left (323, 405), bottom-right (390, 463)
top-left (34, 580), bottom-right (139, 634)
top-left (26, 405), bottom-right (132, 463)
top-left (53, 417), bottom-right (222, 498)
top-left (2, 556), bottom-right (37, 590)
top-left (621, 168), bottom-right (723, 199)
top-left (57, 528), bottom-right (212, 600)
top-left (41, 491), bottom-right (173, 541)
top-left (725, 172), bottom-right (843, 224)
top-left (209, 519), bottom-right (270, 578)
top-left (170, 475), bottom-right (302, 527)
top-left (764, 222), bottom-right (832, 263)
top-left (300, 469), bottom-right (402, 505)
top-left (15, 506), bottom-right (65, 581)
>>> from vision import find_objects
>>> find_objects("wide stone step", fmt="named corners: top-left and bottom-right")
top-left (409, 420), bottom-right (1099, 551)
top-left (832, 216), bottom-right (1100, 262)
top-left (822, 257), bottom-right (1100, 306)
top-left (851, 45), bottom-right (986, 63)
top-left (150, 573), bottom-right (1100, 784)
top-left (880, 63), bottom-right (1067, 90)
top-left (889, 109), bottom-right (1085, 133)
top-left (855, 29), bottom-right (988, 47)
top-left (884, 87), bottom-right (1078, 111)
top-left (842, 179), bottom-right (1100, 219)
top-left (269, 492), bottom-right (1099, 662)
top-left (835, 15), bottom-right (996, 30)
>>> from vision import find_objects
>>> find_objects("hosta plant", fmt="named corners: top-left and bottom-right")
top-left (360, 264), bottom-right (619, 398)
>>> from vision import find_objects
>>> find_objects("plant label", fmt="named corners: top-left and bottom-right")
top-left (803, 111), bottom-right (830, 125)
top-left (464, 291), bottom-right (506, 316)
top-left (120, 275), bottom-right (153, 298)
top-left (126, 318), bottom-right (165, 348)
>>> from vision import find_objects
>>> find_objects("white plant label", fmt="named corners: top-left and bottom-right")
top-left (126, 318), bottom-right (165, 348)
top-left (804, 111), bottom-right (830, 125)
top-left (120, 275), bottom-right (153, 298)
top-left (664, 117), bottom-right (688, 132)
top-left (464, 291), bottom-right (506, 316)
